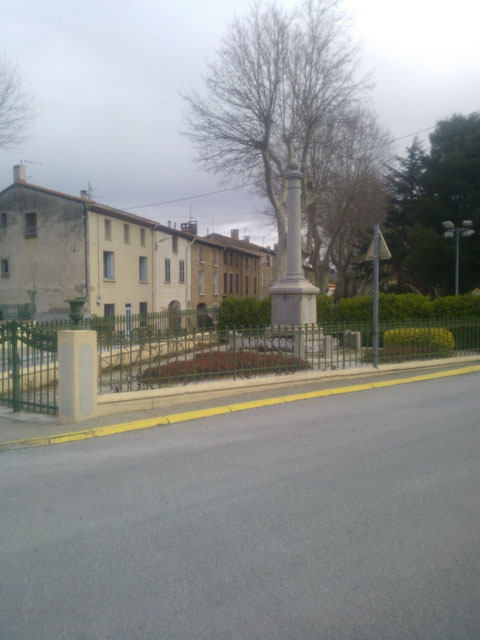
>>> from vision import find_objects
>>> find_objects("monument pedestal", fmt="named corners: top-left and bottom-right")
top-left (270, 277), bottom-right (319, 326)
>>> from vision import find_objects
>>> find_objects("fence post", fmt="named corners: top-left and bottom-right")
top-left (58, 330), bottom-right (97, 424)
top-left (9, 322), bottom-right (21, 412)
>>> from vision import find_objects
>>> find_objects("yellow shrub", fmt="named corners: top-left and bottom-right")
top-left (384, 327), bottom-right (454, 356)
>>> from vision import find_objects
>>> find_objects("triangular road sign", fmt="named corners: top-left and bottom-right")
top-left (364, 228), bottom-right (391, 261)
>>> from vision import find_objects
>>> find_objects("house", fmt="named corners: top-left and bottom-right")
top-left (204, 230), bottom-right (275, 299)
top-left (0, 167), bottom-right (279, 321)
top-left (0, 166), bottom-right (156, 320)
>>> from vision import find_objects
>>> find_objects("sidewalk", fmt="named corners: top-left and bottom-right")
top-left (2, 356), bottom-right (480, 449)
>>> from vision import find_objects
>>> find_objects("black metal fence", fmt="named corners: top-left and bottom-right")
top-left (0, 321), bottom-right (58, 414)
top-left (96, 318), bottom-right (480, 394)
top-left (1, 314), bottom-right (480, 413)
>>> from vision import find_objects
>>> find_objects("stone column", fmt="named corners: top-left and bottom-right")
top-left (269, 157), bottom-right (319, 326)
top-left (58, 330), bottom-right (97, 423)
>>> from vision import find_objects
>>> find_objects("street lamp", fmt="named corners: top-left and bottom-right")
top-left (442, 220), bottom-right (475, 295)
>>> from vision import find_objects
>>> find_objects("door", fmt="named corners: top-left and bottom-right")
top-left (125, 303), bottom-right (132, 337)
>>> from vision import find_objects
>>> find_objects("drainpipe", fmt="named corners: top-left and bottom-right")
top-left (82, 201), bottom-right (90, 311)
top-left (152, 226), bottom-right (156, 312)
top-left (186, 237), bottom-right (196, 309)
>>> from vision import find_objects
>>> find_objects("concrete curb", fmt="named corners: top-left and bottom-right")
top-left (2, 363), bottom-right (480, 451)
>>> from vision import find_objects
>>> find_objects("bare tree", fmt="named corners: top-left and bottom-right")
top-left (303, 107), bottom-right (391, 295)
top-left (0, 54), bottom-right (36, 149)
top-left (182, 0), bottom-right (368, 281)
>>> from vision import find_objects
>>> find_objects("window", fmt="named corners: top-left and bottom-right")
top-left (103, 251), bottom-right (114, 279)
top-left (262, 271), bottom-right (265, 287)
top-left (179, 259), bottom-right (185, 283)
top-left (213, 271), bottom-right (218, 295)
top-left (254, 276), bottom-right (257, 295)
top-left (245, 275), bottom-right (249, 295)
top-left (104, 219), bottom-right (111, 240)
top-left (199, 270), bottom-right (205, 295)
top-left (172, 236), bottom-right (178, 253)
top-left (199, 246), bottom-right (205, 263)
top-left (213, 249), bottom-right (218, 266)
top-left (229, 253), bottom-right (233, 266)
top-left (25, 212), bottom-right (37, 237)
top-left (1, 259), bottom-right (9, 276)
top-left (229, 273), bottom-right (233, 294)
top-left (236, 273), bottom-right (239, 293)
top-left (246, 257), bottom-right (249, 269)
top-left (223, 251), bottom-right (228, 265)
top-left (165, 257), bottom-right (171, 282)
top-left (236, 254), bottom-right (239, 267)
top-left (265, 254), bottom-right (271, 267)
top-left (139, 256), bottom-right (147, 282)
top-left (1, 213), bottom-right (7, 228)
top-left (223, 272), bottom-right (227, 294)
top-left (140, 228), bottom-right (146, 246)
top-left (124, 224), bottom-right (130, 244)
top-left (104, 303), bottom-right (115, 317)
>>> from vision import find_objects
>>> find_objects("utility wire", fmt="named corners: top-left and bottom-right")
top-left (124, 183), bottom-right (255, 210)
top-left (123, 113), bottom-right (478, 211)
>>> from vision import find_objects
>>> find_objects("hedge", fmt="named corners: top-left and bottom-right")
top-left (219, 293), bottom-right (480, 330)
top-left (323, 293), bottom-right (480, 324)
top-left (384, 327), bottom-right (455, 358)
top-left (217, 296), bottom-right (271, 330)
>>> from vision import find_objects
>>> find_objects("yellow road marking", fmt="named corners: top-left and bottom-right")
top-left (2, 364), bottom-right (480, 450)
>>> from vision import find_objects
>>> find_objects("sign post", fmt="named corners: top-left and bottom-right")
top-left (365, 225), bottom-right (391, 368)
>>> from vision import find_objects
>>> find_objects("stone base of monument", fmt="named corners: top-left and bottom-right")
top-left (269, 277), bottom-right (319, 327)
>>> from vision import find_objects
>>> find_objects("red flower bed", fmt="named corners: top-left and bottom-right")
top-left (142, 350), bottom-right (308, 386)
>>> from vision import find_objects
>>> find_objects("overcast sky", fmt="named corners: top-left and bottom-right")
top-left (1, 0), bottom-right (479, 245)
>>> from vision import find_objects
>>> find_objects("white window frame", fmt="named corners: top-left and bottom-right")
top-left (103, 251), bottom-right (114, 280)
top-left (139, 256), bottom-right (148, 282)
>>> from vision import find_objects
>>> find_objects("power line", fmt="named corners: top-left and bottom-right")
top-left (391, 125), bottom-right (435, 142)
top-left (122, 111), bottom-right (479, 211)
top-left (124, 182), bottom-right (255, 210)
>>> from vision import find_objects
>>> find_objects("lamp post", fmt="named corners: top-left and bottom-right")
top-left (442, 220), bottom-right (475, 295)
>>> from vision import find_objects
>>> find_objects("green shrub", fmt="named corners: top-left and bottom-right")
top-left (383, 327), bottom-right (455, 358)
top-left (217, 297), bottom-right (271, 330)
top-left (334, 296), bottom-right (372, 322)
top-left (379, 293), bottom-right (432, 321)
top-left (316, 295), bottom-right (335, 324)
top-left (432, 294), bottom-right (480, 318)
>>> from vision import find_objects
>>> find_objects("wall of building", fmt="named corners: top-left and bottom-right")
top-left (0, 186), bottom-right (87, 319)
top-left (221, 248), bottom-right (261, 299)
top-left (87, 210), bottom-right (154, 317)
top-left (190, 241), bottom-right (223, 309)
top-left (154, 229), bottom-right (190, 311)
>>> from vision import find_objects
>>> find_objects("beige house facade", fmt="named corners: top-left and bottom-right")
top-left (0, 168), bottom-right (278, 321)
top-left (0, 170), bottom-right (156, 320)
top-left (204, 231), bottom-right (275, 299)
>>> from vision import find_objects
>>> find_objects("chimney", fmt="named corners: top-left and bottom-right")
top-left (168, 220), bottom-right (171, 228)
top-left (231, 229), bottom-right (239, 239)
top-left (181, 221), bottom-right (198, 235)
top-left (244, 235), bottom-right (250, 242)
top-left (13, 164), bottom-right (26, 183)
top-left (80, 190), bottom-right (88, 199)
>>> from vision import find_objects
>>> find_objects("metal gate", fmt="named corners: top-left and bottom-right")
top-left (0, 322), bottom-right (58, 415)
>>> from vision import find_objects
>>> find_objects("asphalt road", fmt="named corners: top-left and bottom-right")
top-left (1, 372), bottom-right (479, 639)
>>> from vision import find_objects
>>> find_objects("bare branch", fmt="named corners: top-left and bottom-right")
top-left (0, 54), bottom-right (37, 149)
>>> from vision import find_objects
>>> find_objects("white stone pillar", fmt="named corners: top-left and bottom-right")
top-left (286, 159), bottom-right (303, 278)
top-left (270, 156), bottom-right (319, 326)
top-left (58, 330), bottom-right (97, 424)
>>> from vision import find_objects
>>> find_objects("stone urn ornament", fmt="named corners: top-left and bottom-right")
top-left (65, 298), bottom-right (87, 328)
